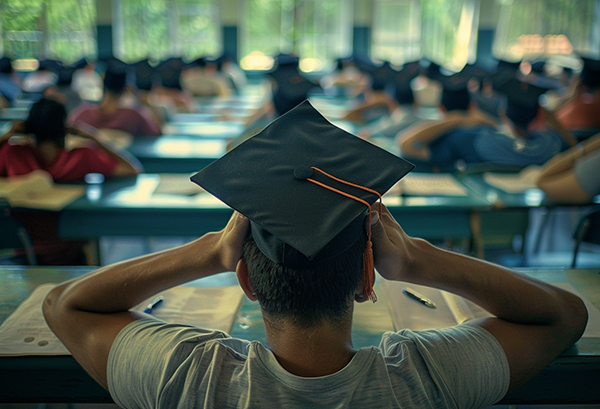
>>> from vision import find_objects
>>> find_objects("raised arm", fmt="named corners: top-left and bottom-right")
top-left (67, 122), bottom-right (143, 177)
top-left (537, 133), bottom-right (600, 203)
top-left (371, 205), bottom-right (588, 392)
top-left (43, 211), bottom-right (249, 389)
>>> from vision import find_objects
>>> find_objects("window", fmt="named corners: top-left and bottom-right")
top-left (0, 0), bottom-right (96, 63)
top-left (239, 0), bottom-right (352, 72)
top-left (113, 0), bottom-right (221, 62)
top-left (493, 0), bottom-right (600, 60)
top-left (372, 0), bottom-right (479, 70)
top-left (372, 0), bottom-right (421, 65)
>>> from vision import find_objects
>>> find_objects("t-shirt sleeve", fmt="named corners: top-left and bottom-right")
top-left (574, 149), bottom-right (600, 198)
top-left (381, 323), bottom-right (510, 409)
top-left (107, 318), bottom-right (230, 409)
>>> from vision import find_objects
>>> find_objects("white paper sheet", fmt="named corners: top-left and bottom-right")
top-left (388, 173), bottom-right (468, 197)
top-left (0, 283), bottom-right (244, 356)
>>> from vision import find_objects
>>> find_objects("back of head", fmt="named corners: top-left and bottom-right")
top-left (242, 232), bottom-right (366, 328)
top-left (25, 98), bottom-right (67, 147)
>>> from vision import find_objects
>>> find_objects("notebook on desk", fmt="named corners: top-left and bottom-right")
top-left (380, 278), bottom-right (600, 338)
top-left (0, 283), bottom-right (244, 356)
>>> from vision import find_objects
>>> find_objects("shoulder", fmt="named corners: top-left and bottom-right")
top-left (380, 324), bottom-right (509, 408)
top-left (107, 319), bottom-right (249, 408)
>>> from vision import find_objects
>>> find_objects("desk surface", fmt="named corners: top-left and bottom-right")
top-left (0, 266), bottom-right (598, 404)
top-left (127, 135), bottom-right (226, 173)
top-left (57, 174), bottom-right (491, 241)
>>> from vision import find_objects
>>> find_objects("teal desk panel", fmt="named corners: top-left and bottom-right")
top-left (0, 267), bottom-right (598, 403)
top-left (58, 175), bottom-right (490, 241)
top-left (127, 135), bottom-right (226, 173)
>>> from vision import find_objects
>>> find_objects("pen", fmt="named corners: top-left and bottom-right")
top-left (402, 287), bottom-right (436, 308)
top-left (143, 296), bottom-right (164, 314)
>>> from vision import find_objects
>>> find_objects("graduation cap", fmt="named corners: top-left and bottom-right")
top-left (157, 57), bottom-right (185, 90)
top-left (496, 77), bottom-right (549, 127)
top-left (392, 61), bottom-right (420, 104)
top-left (439, 73), bottom-right (471, 112)
top-left (369, 61), bottom-right (395, 91)
top-left (0, 57), bottom-right (12, 74)
top-left (580, 56), bottom-right (600, 90)
top-left (133, 59), bottom-right (156, 91)
top-left (103, 66), bottom-right (128, 94)
top-left (190, 100), bottom-right (414, 300)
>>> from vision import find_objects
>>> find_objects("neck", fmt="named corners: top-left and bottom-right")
top-left (264, 311), bottom-right (355, 377)
top-left (37, 141), bottom-right (61, 163)
top-left (99, 92), bottom-right (121, 112)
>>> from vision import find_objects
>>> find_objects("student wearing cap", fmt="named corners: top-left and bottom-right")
top-left (44, 101), bottom-right (587, 408)
top-left (0, 98), bottom-right (142, 265)
top-left (69, 67), bottom-right (162, 137)
top-left (398, 77), bottom-right (569, 170)
top-left (556, 56), bottom-right (600, 134)
top-left (0, 56), bottom-right (21, 106)
top-left (537, 132), bottom-right (600, 204)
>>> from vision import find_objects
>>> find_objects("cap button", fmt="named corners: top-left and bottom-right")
top-left (294, 166), bottom-right (314, 180)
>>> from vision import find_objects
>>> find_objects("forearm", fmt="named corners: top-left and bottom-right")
top-left (403, 239), bottom-right (582, 326)
top-left (398, 117), bottom-right (462, 158)
top-left (46, 232), bottom-right (225, 316)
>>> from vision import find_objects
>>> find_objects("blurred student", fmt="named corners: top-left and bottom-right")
top-left (0, 98), bottom-right (141, 264)
top-left (398, 78), bottom-right (568, 170)
top-left (70, 67), bottom-right (161, 137)
top-left (555, 56), bottom-right (600, 134)
top-left (537, 133), bottom-right (600, 204)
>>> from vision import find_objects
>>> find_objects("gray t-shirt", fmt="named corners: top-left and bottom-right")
top-left (574, 149), bottom-right (600, 198)
top-left (107, 319), bottom-right (509, 409)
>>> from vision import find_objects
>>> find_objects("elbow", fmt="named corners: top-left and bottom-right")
top-left (560, 292), bottom-right (588, 347)
top-left (42, 284), bottom-right (66, 330)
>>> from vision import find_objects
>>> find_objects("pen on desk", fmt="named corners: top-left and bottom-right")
top-left (143, 296), bottom-right (164, 314)
top-left (402, 287), bottom-right (437, 308)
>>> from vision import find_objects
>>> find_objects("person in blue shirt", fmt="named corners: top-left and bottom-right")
top-left (0, 57), bottom-right (22, 106)
top-left (398, 77), bottom-right (571, 171)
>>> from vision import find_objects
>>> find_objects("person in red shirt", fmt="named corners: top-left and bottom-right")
top-left (0, 98), bottom-right (142, 265)
top-left (69, 67), bottom-right (162, 137)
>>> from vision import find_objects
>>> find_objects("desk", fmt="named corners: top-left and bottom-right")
top-left (127, 135), bottom-right (226, 173)
top-left (161, 121), bottom-right (246, 138)
top-left (57, 174), bottom-right (490, 242)
top-left (0, 266), bottom-right (598, 403)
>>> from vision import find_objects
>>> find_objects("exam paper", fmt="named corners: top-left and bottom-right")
top-left (380, 279), bottom-right (600, 339)
top-left (0, 170), bottom-right (84, 211)
top-left (388, 173), bottom-right (468, 197)
top-left (0, 283), bottom-right (244, 356)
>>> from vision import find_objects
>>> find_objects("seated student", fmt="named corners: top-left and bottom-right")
top-left (43, 101), bottom-right (587, 408)
top-left (537, 132), bottom-right (600, 204)
top-left (181, 57), bottom-right (233, 97)
top-left (0, 56), bottom-right (21, 106)
top-left (398, 77), bottom-right (568, 170)
top-left (0, 98), bottom-right (142, 265)
top-left (69, 67), bottom-right (162, 137)
top-left (555, 56), bottom-right (600, 134)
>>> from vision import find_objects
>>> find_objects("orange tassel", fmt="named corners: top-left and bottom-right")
top-left (363, 240), bottom-right (377, 303)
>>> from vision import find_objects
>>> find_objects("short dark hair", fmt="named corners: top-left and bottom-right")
top-left (243, 232), bottom-right (366, 328)
top-left (24, 98), bottom-right (67, 148)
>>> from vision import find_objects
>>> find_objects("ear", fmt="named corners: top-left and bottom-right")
top-left (236, 258), bottom-right (258, 301)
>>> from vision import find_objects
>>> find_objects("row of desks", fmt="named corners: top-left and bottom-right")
top-left (1, 265), bottom-right (599, 403)
top-left (56, 172), bottom-right (543, 245)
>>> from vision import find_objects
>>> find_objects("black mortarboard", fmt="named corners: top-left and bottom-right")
top-left (190, 100), bottom-right (414, 298)
top-left (0, 57), bottom-right (13, 73)
top-left (157, 57), bottom-right (184, 90)
top-left (369, 61), bottom-right (395, 91)
top-left (133, 59), bottom-right (156, 91)
top-left (103, 67), bottom-right (128, 94)
top-left (439, 73), bottom-right (471, 112)
top-left (392, 61), bottom-right (420, 104)
top-left (580, 56), bottom-right (600, 90)
top-left (496, 77), bottom-right (549, 127)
